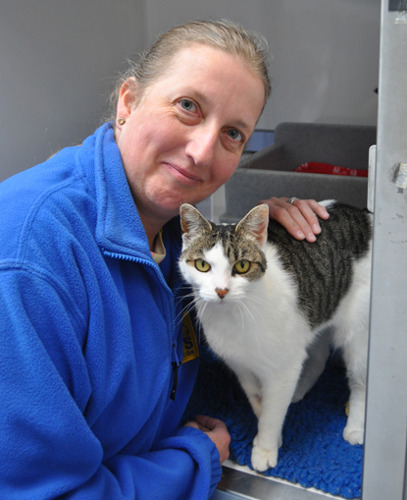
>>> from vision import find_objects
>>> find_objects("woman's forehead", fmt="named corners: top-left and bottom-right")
top-left (154, 45), bottom-right (265, 117)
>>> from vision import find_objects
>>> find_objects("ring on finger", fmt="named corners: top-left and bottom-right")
top-left (288, 197), bottom-right (298, 205)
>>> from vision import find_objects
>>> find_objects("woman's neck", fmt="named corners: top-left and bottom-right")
top-left (137, 211), bottom-right (169, 251)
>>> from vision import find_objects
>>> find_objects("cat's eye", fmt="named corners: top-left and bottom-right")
top-left (234, 260), bottom-right (251, 274)
top-left (194, 259), bottom-right (211, 273)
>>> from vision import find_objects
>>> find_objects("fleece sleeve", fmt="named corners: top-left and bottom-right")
top-left (0, 265), bottom-right (221, 499)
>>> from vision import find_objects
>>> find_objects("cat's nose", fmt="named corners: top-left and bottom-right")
top-left (215, 288), bottom-right (229, 299)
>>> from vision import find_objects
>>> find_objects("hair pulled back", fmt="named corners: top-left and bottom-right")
top-left (110, 19), bottom-right (271, 118)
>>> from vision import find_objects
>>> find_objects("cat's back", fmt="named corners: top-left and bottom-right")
top-left (268, 201), bottom-right (371, 256)
top-left (267, 201), bottom-right (372, 327)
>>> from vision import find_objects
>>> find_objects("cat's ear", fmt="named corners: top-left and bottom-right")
top-left (180, 203), bottom-right (212, 238)
top-left (235, 204), bottom-right (269, 248)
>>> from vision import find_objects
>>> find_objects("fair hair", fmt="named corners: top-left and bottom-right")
top-left (109, 19), bottom-right (271, 118)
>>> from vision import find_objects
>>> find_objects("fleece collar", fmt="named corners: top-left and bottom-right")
top-left (80, 123), bottom-right (152, 261)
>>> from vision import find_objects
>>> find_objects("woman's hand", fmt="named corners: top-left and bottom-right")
top-left (260, 197), bottom-right (330, 242)
top-left (185, 415), bottom-right (230, 463)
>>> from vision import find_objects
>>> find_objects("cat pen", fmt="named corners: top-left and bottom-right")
top-left (196, 3), bottom-right (407, 499)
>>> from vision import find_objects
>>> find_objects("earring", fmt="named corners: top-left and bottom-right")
top-left (118, 118), bottom-right (126, 126)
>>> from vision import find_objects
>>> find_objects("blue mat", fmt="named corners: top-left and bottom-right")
top-left (184, 346), bottom-right (363, 499)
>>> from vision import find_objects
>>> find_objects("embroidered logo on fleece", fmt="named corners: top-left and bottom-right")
top-left (182, 313), bottom-right (199, 363)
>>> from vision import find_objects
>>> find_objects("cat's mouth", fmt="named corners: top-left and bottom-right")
top-left (198, 293), bottom-right (231, 305)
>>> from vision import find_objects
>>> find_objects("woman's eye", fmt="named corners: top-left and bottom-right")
top-left (194, 259), bottom-right (211, 273)
top-left (227, 128), bottom-right (244, 143)
top-left (234, 260), bottom-right (251, 274)
top-left (178, 98), bottom-right (198, 114)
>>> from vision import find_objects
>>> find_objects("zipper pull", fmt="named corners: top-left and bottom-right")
top-left (170, 343), bottom-right (181, 401)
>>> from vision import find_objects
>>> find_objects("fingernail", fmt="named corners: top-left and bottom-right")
top-left (307, 233), bottom-right (317, 242)
top-left (312, 224), bottom-right (321, 234)
top-left (296, 230), bottom-right (305, 239)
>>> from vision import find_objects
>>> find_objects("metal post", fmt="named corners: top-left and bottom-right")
top-left (362, 1), bottom-right (407, 499)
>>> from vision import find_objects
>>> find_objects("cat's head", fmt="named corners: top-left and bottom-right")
top-left (179, 203), bottom-right (269, 304)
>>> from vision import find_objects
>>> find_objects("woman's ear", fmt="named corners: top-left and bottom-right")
top-left (116, 77), bottom-right (138, 125)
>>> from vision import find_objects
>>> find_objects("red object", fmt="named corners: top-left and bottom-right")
top-left (295, 161), bottom-right (368, 177)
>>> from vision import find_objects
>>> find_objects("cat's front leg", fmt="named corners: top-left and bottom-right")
top-left (251, 373), bottom-right (300, 472)
top-left (230, 364), bottom-right (262, 418)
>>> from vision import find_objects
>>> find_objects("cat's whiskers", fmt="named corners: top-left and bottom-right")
top-left (175, 286), bottom-right (200, 324)
top-left (245, 291), bottom-right (270, 311)
top-left (236, 301), bottom-right (248, 327)
top-left (194, 297), bottom-right (209, 321)
top-left (237, 299), bottom-right (257, 325)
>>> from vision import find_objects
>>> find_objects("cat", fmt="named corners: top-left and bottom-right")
top-left (179, 200), bottom-right (372, 472)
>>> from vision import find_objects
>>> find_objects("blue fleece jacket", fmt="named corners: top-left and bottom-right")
top-left (0, 123), bottom-right (221, 499)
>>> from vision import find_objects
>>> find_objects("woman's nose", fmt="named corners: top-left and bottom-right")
top-left (185, 126), bottom-right (218, 167)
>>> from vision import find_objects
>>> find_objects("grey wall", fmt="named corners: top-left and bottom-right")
top-left (0, 0), bottom-right (380, 182)
top-left (144, 0), bottom-right (380, 130)
top-left (0, 1), bottom-right (146, 181)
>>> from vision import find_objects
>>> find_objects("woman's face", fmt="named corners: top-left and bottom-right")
top-left (115, 44), bottom-right (265, 224)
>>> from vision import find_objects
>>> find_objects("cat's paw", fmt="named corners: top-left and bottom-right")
top-left (251, 443), bottom-right (278, 472)
top-left (343, 425), bottom-right (364, 445)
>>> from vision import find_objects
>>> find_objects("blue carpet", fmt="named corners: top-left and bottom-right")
top-left (184, 346), bottom-right (363, 499)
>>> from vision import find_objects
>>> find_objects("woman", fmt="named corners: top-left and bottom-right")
top-left (0, 20), bottom-right (328, 499)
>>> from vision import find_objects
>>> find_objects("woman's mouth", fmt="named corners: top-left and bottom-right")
top-left (163, 162), bottom-right (203, 185)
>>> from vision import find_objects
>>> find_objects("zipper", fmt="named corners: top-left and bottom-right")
top-left (104, 248), bottom-right (184, 401)
top-left (103, 248), bottom-right (173, 295)
top-left (170, 343), bottom-right (181, 400)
